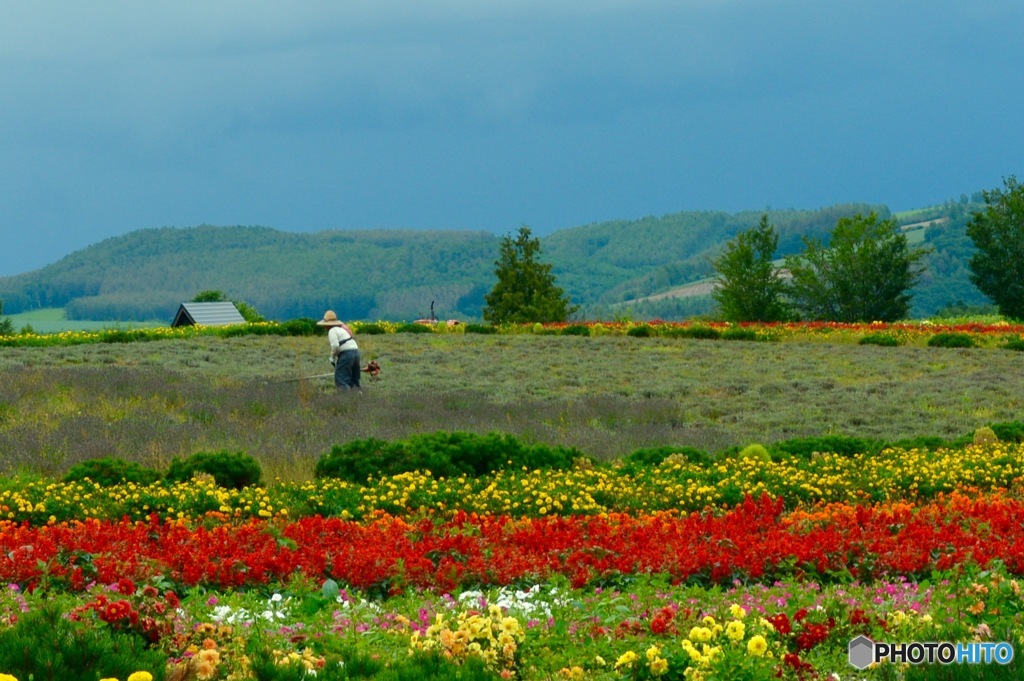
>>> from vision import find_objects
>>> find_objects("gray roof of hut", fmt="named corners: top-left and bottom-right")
top-left (171, 302), bottom-right (247, 327)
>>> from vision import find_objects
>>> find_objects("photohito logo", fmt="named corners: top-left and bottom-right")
top-left (848, 636), bottom-right (1014, 670)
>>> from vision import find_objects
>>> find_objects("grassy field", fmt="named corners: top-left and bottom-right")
top-left (1, 332), bottom-right (1021, 481)
top-left (5, 307), bottom-right (163, 333)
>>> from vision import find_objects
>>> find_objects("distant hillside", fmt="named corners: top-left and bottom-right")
top-left (0, 199), bottom-right (993, 322)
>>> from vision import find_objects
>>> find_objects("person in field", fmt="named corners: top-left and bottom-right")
top-left (317, 310), bottom-right (361, 390)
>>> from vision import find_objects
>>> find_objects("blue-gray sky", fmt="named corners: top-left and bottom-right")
top-left (2, 0), bottom-right (1022, 276)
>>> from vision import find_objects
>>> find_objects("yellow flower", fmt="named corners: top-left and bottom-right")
top-left (128, 675), bottom-right (154, 681)
top-left (747, 635), bottom-right (768, 657)
top-left (729, 603), bottom-right (747, 619)
top-left (650, 657), bottom-right (669, 676)
top-left (726, 620), bottom-right (746, 641)
top-left (615, 650), bottom-right (639, 668)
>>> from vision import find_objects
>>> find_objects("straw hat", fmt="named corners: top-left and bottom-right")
top-left (316, 310), bottom-right (345, 327)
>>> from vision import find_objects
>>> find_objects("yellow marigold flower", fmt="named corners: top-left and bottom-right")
top-left (650, 657), bottom-right (669, 676)
top-left (0, 675), bottom-right (18, 681)
top-left (646, 645), bottom-right (662, 662)
top-left (747, 635), bottom-right (768, 657)
top-left (615, 650), bottom-right (638, 668)
top-left (128, 674), bottom-right (154, 681)
top-left (729, 603), bottom-right (747, 619)
top-left (726, 620), bottom-right (745, 641)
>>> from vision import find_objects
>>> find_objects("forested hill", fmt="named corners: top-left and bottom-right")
top-left (0, 200), bottom-right (991, 322)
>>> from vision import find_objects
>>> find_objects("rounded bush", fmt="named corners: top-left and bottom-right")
top-left (63, 457), bottom-right (161, 487)
top-left (626, 325), bottom-right (654, 338)
top-left (165, 450), bottom-right (263, 489)
top-left (315, 431), bottom-right (589, 482)
top-left (618, 445), bottom-right (711, 474)
top-left (990, 420), bottom-right (1024, 443)
top-left (356, 323), bottom-right (388, 335)
top-left (927, 332), bottom-right (975, 348)
top-left (973, 426), bottom-right (998, 446)
top-left (559, 324), bottom-right (591, 337)
top-left (737, 444), bottom-right (772, 462)
top-left (395, 323), bottom-right (434, 334)
top-left (280, 318), bottom-right (318, 336)
top-left (859, 332), bottom-right (901, 347)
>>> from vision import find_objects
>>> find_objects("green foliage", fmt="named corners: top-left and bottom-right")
top-left (464, 323), bottom-right (498, 334)
top-left (737, 443), bottom-right (772, 462)
top-left (927, 332), bottom-right (976, 348)
top-left (712, 214), bottom-right (790, 322)
top-left (63, 457), bottom-right (161, 487)
top-left (720, 326), bottom-right (762, 342)
top-left (626, 324), bottom-right (654, 337)
top-left (0, 601), bottom-right (167, 680)
top-left (279, 317), bottom-right (319, 336)
top-left (665, 324), bottom-right (721, 340)
top-left (234, 300), bottom-right (265, 323)
top-left (314, 431), bottom-right (588, 482)
top-left (768, 435), bottom-right (883, 460)
top-left (356, 322), bottom-right (388, 335)
top-left (559, 324), bottom-right (591, 336)
top-left (165, 450), bottom-right (263, 489)
top-left (1000, 338), bottom-right (1024, 352)
top-left (785, 212), bottom-right (928, 322)
top-left (967, 176), bottom-right (1024, 320)
top-left (619, 446), bottom-right (711, 474)
top-left (0, 300), bottom-right (13, 336)
top-left (192, 289), bottom-right (227, 302)
top-left (859, 332), bottom-right (902, 347)
top-left (989, 421), bottom-right (1024, 443)
top-left (395, 322), bottom-right (434, 334)
top-left (483, 226), bottom-right (578, 324)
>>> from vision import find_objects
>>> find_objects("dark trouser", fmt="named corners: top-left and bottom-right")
top-left (334, 349), bottom-right (361, 389)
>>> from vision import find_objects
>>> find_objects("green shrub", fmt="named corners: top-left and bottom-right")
top-left (618, 445), bottom-right (711, 474)
top-left (769, 435), bottom-right (883, 460)
top-left (737, 443), bottom-right (772, 462)
top-left (859, 332), bottom-right (901, 347)
top-left (356, 322), bottom-right (388, 335)
top-left (670, 324), bottom-right (721, 340)
top-left (464, 323), bottom-right (498, 334)
top-left (990, 421), bottom-right (1024, 443)
top-left (721, 327), bottom-right (761, 342)
top-left (0, 602), bottom-right (167, 680)
top-left (1001, 338), bottom-right (1024, 352)
top-left (884, 435), bottom-right (951, 452)
top-left (279, 318), bottom-right (318, 336)
top-left (927, 332), bottom-right (976, 348)
top-left (63, 457), bottom-right (161, 487)
top-left (559, 324), bottom-right (591, 336)
top-left (626, 325), bottom-right (655, 338)
top-left (315, 431), bottom-right (589, 482)
top-left (165, 450), bottom-right (263, 489)
top-left (396, 322), bottom-right (434, 334)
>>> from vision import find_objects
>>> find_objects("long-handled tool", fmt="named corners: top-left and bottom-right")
top-left (269, 360), bottom-right (382, 384)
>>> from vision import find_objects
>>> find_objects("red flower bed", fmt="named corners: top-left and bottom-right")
top-left (4, 493), bottom-right (1024, 593)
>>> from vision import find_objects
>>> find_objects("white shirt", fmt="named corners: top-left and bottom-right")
top-left (328, 324), bottom-right (358, 358)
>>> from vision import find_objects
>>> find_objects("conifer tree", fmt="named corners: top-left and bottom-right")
top-left (483, 226), bottom-right (577, 324)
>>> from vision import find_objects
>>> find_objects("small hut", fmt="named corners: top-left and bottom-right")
top-left (171, 302), bottom-right (246, 327)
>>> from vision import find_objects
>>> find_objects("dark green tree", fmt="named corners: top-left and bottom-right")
top-left (192, 290), bottom-right (226, 302)
top-left (0, 300), bottom-right (13, 336)
top-left (711, 214), bottom-right (790, 322)
top-left (966, 176), bottom-right (1024, 320)
top-left (483, 226), bottom-right (577, 324)
top-left (784, 212), bottom-right (927, 322)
